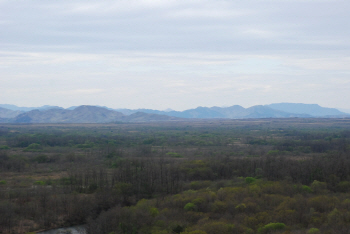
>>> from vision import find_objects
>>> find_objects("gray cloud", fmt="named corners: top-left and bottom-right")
top-left (0, 0), bottom-right (349, 110)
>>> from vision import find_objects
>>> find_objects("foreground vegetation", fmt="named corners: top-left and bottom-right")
top-left (1, 119), bottom-right (350, 233)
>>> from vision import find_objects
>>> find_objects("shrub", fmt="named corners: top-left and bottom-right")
top-left (307, 228), bottom-right (320, 234)
top-left (24, 143), bottom-right (42, 151)
top-left (336, 181), bottom-right (350, 192)
top-left (34, 180), bottom-right (45, 186)
top-left (302, 185), bottom-right (312, 193)
top-left (258, 223), bottom-right (286, 234)
top-left (235, 203), bottom-right (246, 212)
top-left (202, 221), bottom-right (236, 234)
top-left (245, 177), bottom-right (256, 184)
top-left (309, 196), bottom-right (339, 213)
top-left (184, 202), bottom-right (196, 211)
top-left (181, 231), bottom-right (207, 234)
top-left (327, 208), bottom-right (341, 225)
top-left (267, 150), bottom-right (280, 156)
top-left (150, 207), bottom-right (159, 217)
top-left (341, 199), bottom-right (350, 210)
top-left (311, 180), bottom-right (327, 193)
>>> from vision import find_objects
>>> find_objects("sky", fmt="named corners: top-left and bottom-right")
top-left (1, 0), bottom-right (350, 111)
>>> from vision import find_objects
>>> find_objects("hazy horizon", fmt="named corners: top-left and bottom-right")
top-left (1, 1), bottom-right (349, 110)
top-left (1, 102), bottom-right (349, 113)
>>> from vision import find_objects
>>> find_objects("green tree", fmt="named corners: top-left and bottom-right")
top-left (258, 223), bottom-right (286, 234)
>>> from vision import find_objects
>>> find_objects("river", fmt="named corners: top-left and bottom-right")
top-left (37, 225), bottom-right (86, 234)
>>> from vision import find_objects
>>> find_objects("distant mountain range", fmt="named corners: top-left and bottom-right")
top-left (0, 104), bottom-right (63, 112)
top-left (0, 106), bottom-right (181, 123)
top-left (116, 103), bottom-right (348, 119)
top-left (266, 103), bottom-right (346, 117)
top-left (116, 105), bottom-right (309, 119)
top-left (0, 103), bottom-right (348, 123)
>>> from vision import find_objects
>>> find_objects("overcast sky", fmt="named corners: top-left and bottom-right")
top-left (1, 0), bottom-right (349, 110)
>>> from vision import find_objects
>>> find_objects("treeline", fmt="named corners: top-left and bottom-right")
top-left (67, 154), bottom-right (350, 196)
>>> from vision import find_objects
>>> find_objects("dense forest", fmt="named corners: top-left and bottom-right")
top-left (1, 119), bottom-right (350, 233)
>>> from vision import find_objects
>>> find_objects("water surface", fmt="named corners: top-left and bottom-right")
top-left (37, 225), bottom-right (86, 234)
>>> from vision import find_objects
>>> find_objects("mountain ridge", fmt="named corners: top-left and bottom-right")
top-left (0, 107), bottom-right (23, 119)
top-left (266, 103), bottom-right (346, 117)
top-left (0, 104), bottom-right (63, 112)
top-left (0, 103), bottom-right (348, 123)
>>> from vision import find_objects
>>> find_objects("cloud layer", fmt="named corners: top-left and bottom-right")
top-left (1, 0), bottom-right (349, 110)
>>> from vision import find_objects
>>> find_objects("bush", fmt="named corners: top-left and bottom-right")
top-left (336, 181), bottom-right (350, 192)
top-left (327, 208), bottom-right (341, 225)
top-left (307, 228), bottom-right (320, 234)
top-left (184, 202), bottom-right (196, 211)
top-left (34, 180), bottom-right (45, 185)
top-left (258, 223), bottom-right (286, 234)
top-left (302, 185), bottom-right (312, 193)
top-left (202, 221), bottom-right (235, 234)
top-left (180, 231), bottom-right (207, 234)
top-left (24, 143), bottom-right (42, 151)
top-left (245, 177), bottom-right (256, 184)
top-left (150, 207), bottom-right (159, 217)
top-left (311, 180), bottom-right (327, 193)
top-left (235, 203), bottom-right (246, 212)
